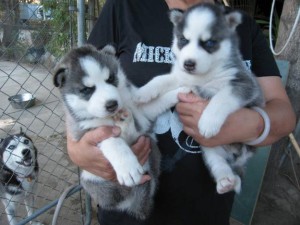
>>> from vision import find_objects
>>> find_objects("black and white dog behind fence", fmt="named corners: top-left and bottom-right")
top-left (0, 129), bottom-right (42, 225)
top-left (135, 3), bottom-right (265, 194)
top-left (53, 44), bottom-right (190, 219)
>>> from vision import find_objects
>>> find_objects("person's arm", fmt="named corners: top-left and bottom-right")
top-left (67, 126), bottom-right (152, 183)
top-left (176, 76), bottom-right (296, 147)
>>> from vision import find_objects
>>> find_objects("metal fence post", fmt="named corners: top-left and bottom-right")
top-left (77, 0), bottom-right (85, 46)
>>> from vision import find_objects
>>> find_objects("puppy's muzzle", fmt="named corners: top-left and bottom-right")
top-left (16, 148), bottom-right (33, 167)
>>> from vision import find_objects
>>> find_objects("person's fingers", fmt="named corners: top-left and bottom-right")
top-left (83, 126), bottom-right (121, 145)
top-left (131, 136), bottom-right (152, 185)
top-left (176, 103), bottom-right (193, 116)
top-left (139, 174), bottom-right (151, 184)
top-left (176, 99), bottom-right (208, 118)
top-left (99, 163), bottom-right (117, 181)
top-left (132, 136), bottom-right (151, 165)
top-left (68, 126), bottom-right (152, 184)
top-left (86, 150), bottom-right (117, 181)
top-left (139, 137), bottom-right (151, 165)
top-left (66, 126), bottom-right (121, 180)
top-left (178, 92), bottom-right (202, 103)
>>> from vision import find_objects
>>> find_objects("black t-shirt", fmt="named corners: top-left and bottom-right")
top-left (88, 0), bottom-right (280, 225)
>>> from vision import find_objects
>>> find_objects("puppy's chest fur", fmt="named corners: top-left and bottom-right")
top-left (194, 75), bottom-right (232, 99)
top-left (0, 164), bottom-right (38, 199)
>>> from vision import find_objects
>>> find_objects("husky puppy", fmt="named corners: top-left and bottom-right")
top-left (53, 44), bottom-right (189, 219)
top-left (135, 3), bottom-right (264, 194)
top-left (0, 129), bottom-right (41, 225)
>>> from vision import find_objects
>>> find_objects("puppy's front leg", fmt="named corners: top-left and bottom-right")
top-left (2, 197), bottom-right (18, 225)
top-left (24, 193), bottom-right (43, 225)
top-left (141, 87), bottom-right (193, 121)
top-left (198, 87), bottom-right (242, 138)
top-left (135, 73), bottom-right (179, 103)
top-left (24, 193), bottom-right (34, 219)
top-left (99, 137), bottom-right (144, 187)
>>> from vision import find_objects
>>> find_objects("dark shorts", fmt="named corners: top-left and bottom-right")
top-left (97, 206), bottom-right (146, 225)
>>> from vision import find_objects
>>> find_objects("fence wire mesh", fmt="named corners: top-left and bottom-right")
top-left (0, 1), bottom-right (92, 224)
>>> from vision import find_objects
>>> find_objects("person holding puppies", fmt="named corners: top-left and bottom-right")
top-left (67, 0), bottom-right (296, 224)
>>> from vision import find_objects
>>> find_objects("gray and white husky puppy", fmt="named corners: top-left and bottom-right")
top-left (53, 44), bottom-right (189, 219)
top-left (0, 129), bottom-right (42, 225)
top-left (135, 3), bottom-right (265, 194)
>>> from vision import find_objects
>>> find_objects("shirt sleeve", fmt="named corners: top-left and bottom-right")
top-left (250, 17), bottom-right (281, 77)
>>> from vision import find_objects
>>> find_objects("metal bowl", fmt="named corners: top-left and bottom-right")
top-left (8, 93), bottom-right (36, 109)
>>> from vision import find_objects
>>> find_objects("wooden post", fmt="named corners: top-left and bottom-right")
top-left (253, 1), bottom-right (300, 223)
top-left (275, 0), bottom-right (300, 121)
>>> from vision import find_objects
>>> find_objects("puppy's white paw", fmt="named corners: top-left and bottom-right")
top-left (216, 174), bottom-right (241, 194)
top-left (198, 113), bottom-right (225, 138)
top-left (113, 108), bottom-right (132, 125)
top-left (115, 158), bottom-right (144, 187)
top-left (198, 118), bottom-right (222, 138)
top-left (177, 86), bottom-right (193, 94)
top-left (134, 88), bottom-right (159, 104)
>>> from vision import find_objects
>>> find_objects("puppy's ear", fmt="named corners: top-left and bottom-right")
top-left (0, 138), bottom-right (3, 145)
top-left (101, 45), bottom-right (116, 56)
top-left (169, 9), bottom-right (184, 26)
top-left (53, 67), bottom-right (67, 88)
top-left (225, 11), bottom-right (242, 30)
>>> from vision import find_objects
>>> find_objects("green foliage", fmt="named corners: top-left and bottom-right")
top-left (97, 0), bottom-right (106, 12)
top-left (31, 0), bottom-right (106, 57)
top-left (40, 0), bottom-right (76, 57)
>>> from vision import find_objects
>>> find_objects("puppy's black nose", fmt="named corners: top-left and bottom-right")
top-left (105, 100), bottom-right (118, 113)
top-left (22, 149), bottom-right (32, 160)
top-left (22, 149), bottom-right (30, 156)
top-left (184, 60), bottom-right (196, 72)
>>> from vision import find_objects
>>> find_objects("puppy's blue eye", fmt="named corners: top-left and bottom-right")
top-left (205, 40), bottom-right (217, 48)
top-left (23, 139), bottom-right (29, 144)
top-left (80, 86), bottom-right (95, 95)
top-left (201, 40), bottom-right (217, 49)
top-left (8, 145), bottom-right (15, 150)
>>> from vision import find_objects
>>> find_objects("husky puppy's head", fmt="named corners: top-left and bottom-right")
top-left (54, 45), bottom-right (125, 120)
top-left (170, 3), bottom-right (242, 74)
top-left (0, 130), bottom-right (37, 176)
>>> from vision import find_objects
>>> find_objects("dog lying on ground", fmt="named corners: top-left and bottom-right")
top-left (135, 3), bottom-right (265, 194)
top-left (0, 129), bottom-right (42, 225)
top-left (53, 44), bottom-right (189, 219)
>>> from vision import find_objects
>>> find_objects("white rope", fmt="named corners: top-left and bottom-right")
top-left (269, 0), bottom-right (300, 56)
top-left (52, 184), bottom-right (79, 225)
top-left (222, 0), bottom-right (230, 7)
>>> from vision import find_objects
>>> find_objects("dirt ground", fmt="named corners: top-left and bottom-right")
top-left (252, 138), bottom-right (300, 225)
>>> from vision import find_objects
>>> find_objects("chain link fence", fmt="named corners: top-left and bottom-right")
top-left (1, 1), bottom-right (299, 225)
top-left (0, 1), bottom-right (96, 224)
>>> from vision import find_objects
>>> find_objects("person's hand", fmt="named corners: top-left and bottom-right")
top-left (67, 126), bottom-right (151, 184)
top-left (175, 92), bottom-right (213, 145)
top-left (176, 92), bottom-right (263, 147)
